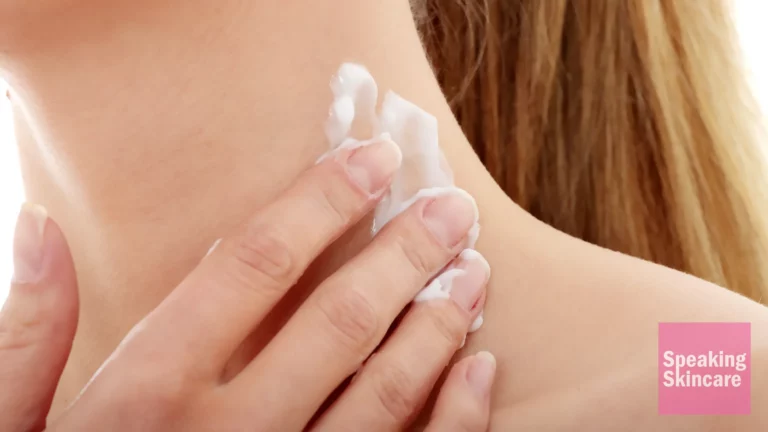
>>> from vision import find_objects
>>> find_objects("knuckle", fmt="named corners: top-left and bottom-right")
top-left (423, 302), bottom-right (467, 347)
top-left (394, 234), bottom-right (435, 277)
top-left (308, 175), bottom-right (358, 228)
top-left (117, 365), bottom-right (195, 416)
top-left (229, 222), bottom-right (297, 292)
top-left (136, 379), bottom-right (184, 409)
top-left (369, 361), bottom-right (421, 423)
top-left (316, 287), bottom-right (379, 355)
top-left (0, 310), bottom-right (48, 352)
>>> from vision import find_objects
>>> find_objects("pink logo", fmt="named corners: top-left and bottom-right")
top-left (658, 322), bottom-right (750, 415)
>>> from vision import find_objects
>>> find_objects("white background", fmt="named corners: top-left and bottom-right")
top-left (1, 3), bottom-right (768, 303)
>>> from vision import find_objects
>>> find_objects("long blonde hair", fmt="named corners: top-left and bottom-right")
top-left (415, 0), bottom-right (768, 303)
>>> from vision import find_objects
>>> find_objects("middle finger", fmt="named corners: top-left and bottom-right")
top-left (227, 188), bottom-right (479, 427)
top-left (119, 139), bottom-right (401, 377)
top-left (314, 250), bottom-right (491, 431)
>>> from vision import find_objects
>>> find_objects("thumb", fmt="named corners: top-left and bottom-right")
top-left (0, 203), bottom-right (79, 432)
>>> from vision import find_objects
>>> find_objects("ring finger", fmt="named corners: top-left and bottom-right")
top-left (313, 250), bottom-right (490, 430)
top-left (228, 189), bottom-right (479, 428)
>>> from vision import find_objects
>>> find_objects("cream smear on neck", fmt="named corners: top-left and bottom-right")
top-left (323, 63), bottom-right (485, 332)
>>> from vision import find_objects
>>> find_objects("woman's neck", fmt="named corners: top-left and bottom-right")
top-left (3, 0), bottom-right (532, 416)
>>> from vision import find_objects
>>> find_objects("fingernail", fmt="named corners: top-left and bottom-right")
top-left (12, 203), bottom-right (49, 284)
top-left (450, 249), bottom-right (490, 311)
top-left (344, 139), bottom-right (402, 195)
top-left (466, 351), bottom-right (496, 398)
top-left (422, 189), bottom-right (478, 248)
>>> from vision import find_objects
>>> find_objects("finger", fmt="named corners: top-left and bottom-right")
top-left (425, 352), bottom-right (496, 432)
top-left (131, 138), bottom-right (402, 374)
top-left (230, 187), bottom-right (479, 428)
top-left (314, 251), bottom-right (490, 431)
top-left (0, 204), bottom-right (79, 432)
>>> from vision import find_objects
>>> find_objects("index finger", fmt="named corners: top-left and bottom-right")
top-left (131, 138), bottom-right (402, 376)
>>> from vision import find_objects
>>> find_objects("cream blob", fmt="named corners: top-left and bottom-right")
top-left (324, 63), bottom-right (381, 147)
top-left (323, 63), bottom-right (486, 333)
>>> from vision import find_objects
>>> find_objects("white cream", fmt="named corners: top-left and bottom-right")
top-left (414, 268), bottom-right (464, 302)
top-left (324, 63), bottom-right (382, 148)
top-left (458, 248), bottom-right (486, 266)
top-left (413, 252), bottom-right (485, 334)
top-left (323, 63), bottom-right (486, 333)
top-left (315, 134), bottom-right (393, 165)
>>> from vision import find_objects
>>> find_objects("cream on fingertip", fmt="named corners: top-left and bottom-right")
top-left (414, 249), bottom-right (488, 334)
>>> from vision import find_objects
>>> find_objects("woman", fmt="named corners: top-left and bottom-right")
top-left (1, 0), bottom-right (767, 430)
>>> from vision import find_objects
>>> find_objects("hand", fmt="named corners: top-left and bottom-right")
top-left (0, 138), bottom-right (494, 431)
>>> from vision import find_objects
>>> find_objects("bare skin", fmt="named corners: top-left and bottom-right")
top-left (1, 0), bottom-right (766, 429)
top-left (0, 150), bottom-right (496, 430)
